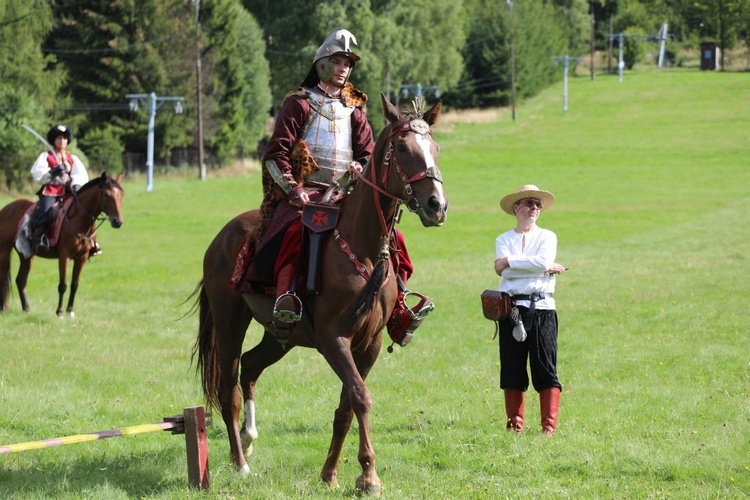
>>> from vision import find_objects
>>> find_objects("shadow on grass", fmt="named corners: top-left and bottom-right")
top-left (0, 447), bottom-right (187, 496)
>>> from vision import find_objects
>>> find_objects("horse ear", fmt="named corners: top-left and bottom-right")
top-left (100, 172), bottom-right (107, 181)
top-left (424, 99), bottom-right (442, 127)
top-left (115, 172), bottom-right (124, 184)
top-left (380, 92), bottom-right (400, 124)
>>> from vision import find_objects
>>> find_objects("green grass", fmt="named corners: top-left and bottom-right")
top-left (1, 67), bottom-right (749, 498)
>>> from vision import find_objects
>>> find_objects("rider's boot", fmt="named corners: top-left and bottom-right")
top-left (31, 224), bottom-right (50, 253)
top-left (386, 273), bottom-right (434, 349)
top-left (272, 263), bottom-right (302, 341)
top-left (89, 241), bottom-right (103, 258)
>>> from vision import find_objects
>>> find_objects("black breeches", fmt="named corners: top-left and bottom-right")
top-left (32, 195), bottom-right (57, 228)
top-left (498, 308), bottom-right (561, 393)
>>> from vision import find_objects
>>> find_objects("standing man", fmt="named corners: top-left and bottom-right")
top-left (494, 185), bottom-right (566, 434)
top-left (246, 28), bottom-right (428, 342)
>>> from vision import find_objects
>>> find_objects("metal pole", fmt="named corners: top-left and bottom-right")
top-left (608, 16), bottom-right (613, 74)
top-left (509, 2), bottom-right (516, 115)
top-left (563, 56), bottom-right (569, 111)
top-left (590, 2), bottom-right (595, 81)
top-left (147, 92), bottom-right (156, 192)
top-left (618, 34), bottom-right (624, 82)
top-left (194, 0), bottom-right (206, 181)
top-left (385, 3), bottom-right (391, 101)
top-left (657, 22), bottom-right (668, 69)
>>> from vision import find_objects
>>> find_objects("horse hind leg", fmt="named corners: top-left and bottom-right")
top-left (0, 250), bottom-right (11, 311)
top-left (238, 330), bottom-right (291, 461)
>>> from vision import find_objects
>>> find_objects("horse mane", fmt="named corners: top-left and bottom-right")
top-left (77, 172), bottom-right (122, 195)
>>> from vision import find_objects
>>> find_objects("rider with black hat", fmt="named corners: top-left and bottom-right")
top-left (29, 124), bottom-right (99, 255)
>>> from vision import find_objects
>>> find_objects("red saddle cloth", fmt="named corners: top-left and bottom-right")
top-left (230, 236), bottom-right (257, 294)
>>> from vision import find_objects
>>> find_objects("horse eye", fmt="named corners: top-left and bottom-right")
top-left (396, 143), bottom-right (408, 153)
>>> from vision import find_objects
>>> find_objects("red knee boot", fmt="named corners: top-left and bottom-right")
top-left (540, 387), bottom-right (561, 435)
top-left (504, 389), bottom-right (525, 433)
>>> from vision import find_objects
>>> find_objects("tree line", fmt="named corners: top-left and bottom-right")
top-left (1, 0), bottom-right (748, 190)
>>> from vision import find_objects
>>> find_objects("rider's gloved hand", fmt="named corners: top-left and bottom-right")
top-left (289, 186), bottom-right (309, 208)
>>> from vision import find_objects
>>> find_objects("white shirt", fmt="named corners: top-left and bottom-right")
top-left (30, 152), bottom-right (89, 187)
top-left (495, 226), bottom-right (557, 310)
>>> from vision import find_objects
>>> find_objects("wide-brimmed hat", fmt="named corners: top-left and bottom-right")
top-left (500, 184), bottom-right (555, 215)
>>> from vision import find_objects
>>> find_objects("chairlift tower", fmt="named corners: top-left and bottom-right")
top-left (552, 55), bottom-right (584, 111)
top-left (126, 92), bottom-right (184, 192)
top-left (609, 24), bottom-right (675, 83)
top-left (399, 83), bottom-right (441, 103)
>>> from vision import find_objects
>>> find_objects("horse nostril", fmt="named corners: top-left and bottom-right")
top-left (428, 195), bottom-right (443, 212)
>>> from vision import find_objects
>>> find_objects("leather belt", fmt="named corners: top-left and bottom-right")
top-left (512, 293), bottom-right (553, 302)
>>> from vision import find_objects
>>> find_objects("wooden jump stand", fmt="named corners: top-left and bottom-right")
top-left (0, 405), bottom-right (211, 490)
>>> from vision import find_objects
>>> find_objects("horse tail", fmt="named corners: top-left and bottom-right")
top-left (190, 280), bottom-right (221, 411)
top-left (340, 259), bottom-right (388, 334)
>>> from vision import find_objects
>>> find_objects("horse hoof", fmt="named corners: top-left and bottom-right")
top-left (237, 463), bottom-right (251, 477)
top-left (68, 311), bottom-right (75, 318)
top-left (355, 478), bottom-right (381, 496)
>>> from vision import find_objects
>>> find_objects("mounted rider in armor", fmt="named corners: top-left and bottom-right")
top-left (247, 28), bottom-right (432, 344)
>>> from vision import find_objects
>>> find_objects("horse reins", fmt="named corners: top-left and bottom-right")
top-left (61, 180), bottom-right (111, 255)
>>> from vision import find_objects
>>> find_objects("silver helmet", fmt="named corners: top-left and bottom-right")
top-left (313, 28), bottom-right (360, 64)
top-left (312, 28), bottom-right (360, 83)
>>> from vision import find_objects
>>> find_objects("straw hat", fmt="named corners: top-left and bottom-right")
top-left (500, 184), bottom-right (555, 215)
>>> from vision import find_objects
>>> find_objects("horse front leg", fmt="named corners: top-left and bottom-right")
top-left (15, 256), bottom-right (33, 313)
top-left (319, 337), bottom-right (381, 495)
top-left (321, 387), bottom-right (354, 489)
top-left (56, 258), bottom-right (69, 317)
top-left (65, 258), bottom-right (87, 317)
top-left (238, 331), bottom-right (290, 461)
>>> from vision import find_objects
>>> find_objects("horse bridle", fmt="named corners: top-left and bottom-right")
top-left (62, 179), bottom-right (114, 254)
top-left (356, 118), bottom-right (443, 237)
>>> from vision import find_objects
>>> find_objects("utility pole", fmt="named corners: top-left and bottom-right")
top-left (399, 83), bottom-right (441, 100)
top-left (192, 0), bottom-right (206, 181)
top-left (507, 0), bottom-right (517, 122)
top-left (126, 93), bottom-right (184, 192)
top-left (553, 55), bottom-right (584, 111)
top-left (385, 3), bottom-right (391, 102)
top-left (589, 1), bottom-right (595, 81)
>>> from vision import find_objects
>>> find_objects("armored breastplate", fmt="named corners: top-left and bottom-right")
top-left (302, 88), bottom-right (355, 187)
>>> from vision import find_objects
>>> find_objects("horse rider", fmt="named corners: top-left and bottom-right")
top-left (249, 27), bottom-right (432, 341)
top-left (29, 124), bottom-right (101, 256)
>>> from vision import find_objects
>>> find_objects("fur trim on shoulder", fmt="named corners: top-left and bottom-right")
top-left (341, 83), bottom-right (367, 108)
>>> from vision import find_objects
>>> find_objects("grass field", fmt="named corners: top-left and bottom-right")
top-left (1, 67), bottom-right (749, 499)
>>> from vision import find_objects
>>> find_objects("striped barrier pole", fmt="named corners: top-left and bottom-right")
top-left (0, 405), bottom-right (210, 490)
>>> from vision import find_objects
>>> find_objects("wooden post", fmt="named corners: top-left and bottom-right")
top-left (183, 406), bottom-right (210, 490)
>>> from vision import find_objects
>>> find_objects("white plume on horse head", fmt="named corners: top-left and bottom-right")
top-left (333, 28), bottom-right (357, 52)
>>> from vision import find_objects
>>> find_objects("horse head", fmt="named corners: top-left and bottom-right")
top-left (99, 172), bottom-right (125, 228)
top-left (380, 93), bottom-right (447, 227)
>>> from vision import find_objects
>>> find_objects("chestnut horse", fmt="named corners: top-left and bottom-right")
top-left (193, 95), bottom-right (446, 494)
top-left (0, 172), bottom-right (125, 316)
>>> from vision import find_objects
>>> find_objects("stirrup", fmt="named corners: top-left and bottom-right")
top-left (273, 292), bottom-right (303, 324)
top-left (35, 234), bottom-right (50, 252)
top-left (386, 291), bottom-right (434, 351)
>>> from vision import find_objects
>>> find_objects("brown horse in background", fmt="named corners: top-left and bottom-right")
top-left (193, 95), bottom-right (446, 494)
top-left (0, 172), bottom-right (125, 316)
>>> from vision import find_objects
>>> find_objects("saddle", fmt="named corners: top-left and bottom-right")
top-left (15, 197), bottom-right (72, 257)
